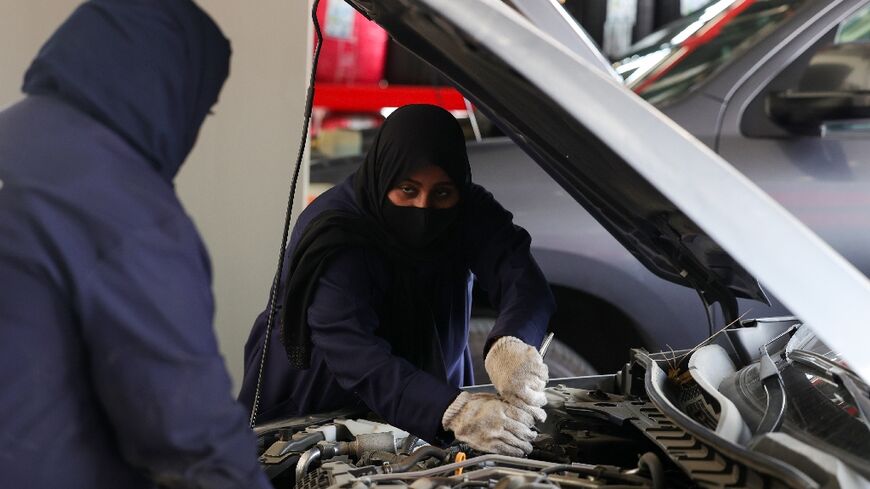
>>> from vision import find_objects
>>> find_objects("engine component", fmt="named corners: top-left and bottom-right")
top-left (259, 323), bottom-right (867, 489)
top-left (297, 454), bottom-right (654, 489)
top-left (296, 446), bottom-right (324, 482)
top-left (296, 432), bottom-right (401, 480)
top-left (361, 445), bottom-right (448, 472)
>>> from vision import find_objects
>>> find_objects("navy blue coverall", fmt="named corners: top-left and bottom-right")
top-left (239, 176), bottom-right (556, 442)
top-left (0, 1), bottom-right (269, 487)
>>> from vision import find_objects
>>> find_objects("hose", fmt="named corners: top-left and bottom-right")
top-left (264, 431), bottom-right (324, 458)
top-left (295, 446), bottom-right (322, 482)
top-left (387, 446), bottom-right (448, 473)
top-left (637, 452), bottom-right (664, 489)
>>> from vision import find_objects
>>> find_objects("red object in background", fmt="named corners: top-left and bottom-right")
top-left (316, 0), bottom-right (388, 84)
top-left (314, 83), bottom-right (467, 113)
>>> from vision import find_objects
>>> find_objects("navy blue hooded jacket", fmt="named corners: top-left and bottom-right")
top-left (239, 175), bottom-right (556, 442)
top-left (0, 1), bottom-right (269, 488)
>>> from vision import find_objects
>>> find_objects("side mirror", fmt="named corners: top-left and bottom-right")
top-left (766, 43), bottom-right (870, 135)
top-left (767, 90), bottom-right (870, 135)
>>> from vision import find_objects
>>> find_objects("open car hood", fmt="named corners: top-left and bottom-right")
top-left (344, 0), bottom-right (870, 380)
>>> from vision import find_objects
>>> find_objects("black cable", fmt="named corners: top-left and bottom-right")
top-left (389, 446), bottom-right (448, 473)
top-left (637, 452), bottom-right (665, 489)
top-left (250, 0), bottom-right (323, 429)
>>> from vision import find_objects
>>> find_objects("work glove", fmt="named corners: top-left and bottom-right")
top-left (442, 391), bottom-right (536, 457)
top-left (484, 336), bottom-right (548, 422)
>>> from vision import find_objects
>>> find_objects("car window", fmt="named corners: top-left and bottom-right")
top-left (614, 0), bottom-right (810, 107)
top-left (836, 5), bottom-right (870, 44)
top-left (741, 3), bottom-right (870, 138)
top-left (815, 6), bottom-right (870, 134)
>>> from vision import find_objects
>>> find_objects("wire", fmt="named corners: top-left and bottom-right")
top-left (250, 0), bottom-right (323, 429)
top-left (637, 452), bottom-right (664, 489)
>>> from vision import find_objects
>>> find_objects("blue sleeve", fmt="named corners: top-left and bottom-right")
top-left (463, 184), bottom-right (555, 355)
top-left (78, 218), bottom-right (270, 489)
top-left (307, 248), bottom-right (461, 442)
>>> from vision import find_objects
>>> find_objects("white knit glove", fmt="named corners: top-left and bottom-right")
top-left (441, 392), bottom-right (536, 457)
top-left (484, 336), bottom-right (548, 422)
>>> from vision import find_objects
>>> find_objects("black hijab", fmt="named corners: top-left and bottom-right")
top-left (22, 0), bottom-right (230, 182)
top-left (281, 105), bottom-right (471, 371)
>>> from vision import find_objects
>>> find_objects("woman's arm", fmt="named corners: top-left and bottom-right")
top-left (307, 248), bottom-right (461, 442)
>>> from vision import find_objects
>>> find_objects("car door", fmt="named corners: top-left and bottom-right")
top-left (717, 0), bottom-right (870, 280)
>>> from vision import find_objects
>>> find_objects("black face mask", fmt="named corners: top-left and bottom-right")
top-left (382, 201), bottom-right (459, 249)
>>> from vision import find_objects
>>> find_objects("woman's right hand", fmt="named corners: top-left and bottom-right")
top-left (441, 392), bottom-right (536, 457)
top-left (484, 336), bottom-right (548, 422)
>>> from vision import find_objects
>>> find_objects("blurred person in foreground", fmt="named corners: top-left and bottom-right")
top-left (0, 1), bottom-right (270, 487)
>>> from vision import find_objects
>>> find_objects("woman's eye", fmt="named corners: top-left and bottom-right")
top-left (435, 188), bottom-right (453, 198)
top-left (400, 185), bottom-right (417, 195)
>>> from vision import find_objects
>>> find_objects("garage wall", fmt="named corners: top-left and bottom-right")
top-left (0, 1), bottom-right (311, 390)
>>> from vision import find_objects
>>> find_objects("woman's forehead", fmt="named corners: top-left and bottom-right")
top-left (394, 163), bottom-right (459, 185)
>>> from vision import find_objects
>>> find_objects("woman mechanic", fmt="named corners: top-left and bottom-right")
top-left (239, 105), bottom-right (555, 456)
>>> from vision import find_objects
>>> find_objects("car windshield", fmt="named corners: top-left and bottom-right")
top-left (613, 0), bottom-right (809, 106)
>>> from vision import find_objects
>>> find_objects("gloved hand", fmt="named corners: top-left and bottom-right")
top-left (441, 391), bottom-right (536, 457)
top-left (484, 336), bottom-right (548, 422)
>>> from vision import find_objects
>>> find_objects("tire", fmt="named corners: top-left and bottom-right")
top-left (467, 317), bottom-right (597, 385)
top-left (547, 287), bottom-right (645, 373)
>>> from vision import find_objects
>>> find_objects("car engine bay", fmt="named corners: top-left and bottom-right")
top-left (256, 318), bottom-right (870, 489)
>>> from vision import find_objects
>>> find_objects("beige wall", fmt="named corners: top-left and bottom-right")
top-left (0, 1), bottom-right (311, 390)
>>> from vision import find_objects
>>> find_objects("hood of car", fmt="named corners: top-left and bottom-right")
top-left (345, 0), bottom-right (870, 380)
